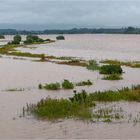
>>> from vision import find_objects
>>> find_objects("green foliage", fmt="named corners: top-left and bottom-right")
top-left (44, 83), bottom-right (61, 90)
top-left (56, 35), bottom-right (65, 40)
top-left (26, 97), bottom-right (92, 120)
top-left (103, 74), bottom-right (122, 80)
top-left (62, 80), bottom-right (74, 89)
top-left (100, 65), bottom-right (123, 74)
top-left (90, 85), bottom-right (140, 102)
top-left (76, 80), bottom-right (93, 86)
top-left (87, 60), bottom-right (100, 71)
top-left (24, 35), bottom-right (44, 44)
top-left (100, 59), bottom-right (140, 68)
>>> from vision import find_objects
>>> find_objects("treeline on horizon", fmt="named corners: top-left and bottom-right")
top-left (0, 27), bottom-right (140, 35)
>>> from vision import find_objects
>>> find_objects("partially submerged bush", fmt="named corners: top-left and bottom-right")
top-left (76, 80), bottom-right (93, 86)
top-left (62, 80), bottom-right (74, 89)
top-left (87, 60), bottom-right (100, 71)
top-left (102, 74), bottom-right (123, 80)
top-left (44, 83), bottom-right (61, 90)
top-left (100, 65), bottom-right (123, 74)
top-left (24, 35), bottom-right (44, 44)
top-left (56, 35), bottom-right (65, 40)
top-left (39, 83), bottom-right (61, 90)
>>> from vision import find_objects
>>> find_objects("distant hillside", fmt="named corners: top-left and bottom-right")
top-left (0, 27), bottom-right (140, 35)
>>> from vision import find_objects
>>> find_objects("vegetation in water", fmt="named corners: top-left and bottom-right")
top-left (39, 83), bottom-right (61, 90)
top-left (25, 85), bottom-right (140, 121)
top-left (57, 60), bottom-right (87, 67)
top-left (101, 59), bottom-right (140, 68)
top-left (76, 80), bottom-right (93, 86)
top-left (86, 60), bottom-right (100, 71)
top-left (62, 79), bottom-right (74, 89)
top-left (24, 35), bottom-right (44, 44)
top-left (102, 74), bottom-right (123, 80)
top-left (99, 64), bottom-right (123, 75)
top-left (56, 35), bottom-right (65, 40)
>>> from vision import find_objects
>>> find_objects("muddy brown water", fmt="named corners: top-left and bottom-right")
top-left (0, 34), bottom-right (140, 139)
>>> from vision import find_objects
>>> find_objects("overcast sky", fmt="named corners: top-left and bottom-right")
top-left (0, 0), bottom-right (140, 30)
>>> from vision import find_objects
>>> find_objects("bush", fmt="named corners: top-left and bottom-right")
top-left (24, 35), bottom-right (44, 44)
top-left (100, 65), bottom-right (123, 74)
top-left (87, 60), bottom-right (100, 71)
top-left (62, 80), bottom-right (74, 89)
top-left (56, 35), bottom-right (65, 40)
top-left (44, 83), bottom-right (61, 90)
top-left (76, 80), bottom-right (93, 86)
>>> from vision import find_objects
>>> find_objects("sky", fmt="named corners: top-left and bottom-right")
top-left (0, 0), bottom-right (140, 30)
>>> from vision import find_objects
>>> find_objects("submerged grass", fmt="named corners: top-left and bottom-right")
top-left (101, 59), bottom-right (140, 68)
top-left (76, 80), bottom-right (93, 86)
top-left (102, 74), bottom-right (123, 80)
top-left (26, 92), bottom-right (94, 120)
top-left (26, 85), bottom-right (140, 121)
top-left (57, 60), bottom-right (87, 67)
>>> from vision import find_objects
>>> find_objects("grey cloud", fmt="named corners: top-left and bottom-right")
top-left (0, 0), bottom-right (140, 29)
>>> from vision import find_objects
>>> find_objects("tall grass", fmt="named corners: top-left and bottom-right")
top-left (26, 85), bottom-right (140, 121)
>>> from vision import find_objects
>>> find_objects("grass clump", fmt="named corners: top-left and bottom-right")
top-left (62, 80), bottom-right (74, 89)
top-left (76, 80), bottom-right (93, 86)
top-left (100, 64), bottom-right (123, 75)
top-left (89, 85), bottom-right (140, 102)
top-left (26, 92), bottom-right (93, 120)
top-left (39, 83), bottom-right (61, 90)
top-left (102, 74), bottom-right (122, 80)
top-left (101, 59), bottom-right (140, 68)
top-left (58, 60), bottom-right (87, 67)
top-left (87, 60), bottom-right (100, 71)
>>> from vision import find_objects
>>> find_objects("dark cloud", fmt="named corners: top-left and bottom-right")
top-left (0, 0), bottom-right (140, 29)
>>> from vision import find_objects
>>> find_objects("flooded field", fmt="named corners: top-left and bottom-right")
top-left (0, 34), bottom-right (140, 139)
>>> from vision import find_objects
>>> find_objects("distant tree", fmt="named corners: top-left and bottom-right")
top-left (56, 35), bottom-right (65, 40)
top-left (125, 27), bottom-right (136, 34)
top-left (24, 35), bottom-right (44, 44)
top-left (12, 35), bottom-right (22, 44)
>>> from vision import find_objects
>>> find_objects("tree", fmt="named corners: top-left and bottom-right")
top-left (12, 35), bottom-right (22, 44)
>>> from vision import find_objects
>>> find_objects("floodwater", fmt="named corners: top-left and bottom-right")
top-left (16, 34), bottom-right (140, 61)
top-left (0, 34), bottom-right (140, 139)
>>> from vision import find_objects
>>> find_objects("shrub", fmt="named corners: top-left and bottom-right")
top-left (76, 80), bottom-right (93, 86)
top-left (100, 65), bottom-right (123, 74)
top-left (24, 35), bottom-right (44, 44)
top-left (62, 80), bottom-right (74, 89)
top-left (56, 35), bottom-right (65, 40)
top-left (44, 83), bottom-right (61, 90)
top-left (87, 60), bottom-right (100, 71)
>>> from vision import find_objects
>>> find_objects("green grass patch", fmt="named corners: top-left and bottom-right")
top-left (26, 93), bottom-right (94, 120)
top-left (39, 83), bottom-right (61, 90)
top-left (101, 59), bottom-right (140, 68)
top-left (57, 60), bottom-right (87, 67)
top-left (102, 74), bottom-right (122, 80)
top-left (76, 80), bottom-right (93, 86)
